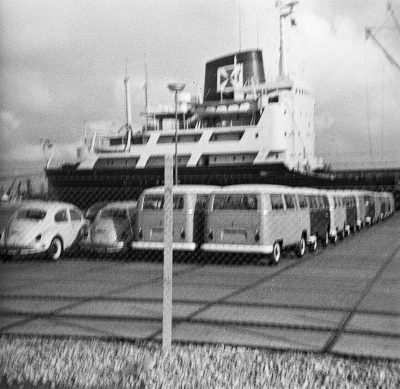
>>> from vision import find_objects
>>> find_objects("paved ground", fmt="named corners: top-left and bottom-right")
top-left (0, 214), bottom-right (399, 360)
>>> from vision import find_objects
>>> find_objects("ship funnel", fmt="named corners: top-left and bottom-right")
top-left (203, 50), bottom-right (265, 103)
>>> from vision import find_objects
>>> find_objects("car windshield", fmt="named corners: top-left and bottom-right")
top-left (99, 209), bottom-right (128, 220)
top-left (85, 202), bottom-right (107, 219)
top-left (15, 209), bottom-right (47, 221)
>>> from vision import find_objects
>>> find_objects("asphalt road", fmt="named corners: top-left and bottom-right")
top-left (1, 213), bottom-right (399, 360)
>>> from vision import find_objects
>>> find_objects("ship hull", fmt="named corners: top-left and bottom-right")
top-left (46, 163), bottom-right (399, 210)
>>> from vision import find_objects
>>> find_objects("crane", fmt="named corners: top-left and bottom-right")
top-left (365, 2), bottom-right (400, 73)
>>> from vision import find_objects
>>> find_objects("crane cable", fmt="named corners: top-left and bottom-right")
top-left (364, 40), bottom-right (374, 163)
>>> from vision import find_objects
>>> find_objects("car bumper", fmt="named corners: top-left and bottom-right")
top-left (131, 241), bottom-right (197, 251)
top-left (0, 245), bottom-right (47, 256)
top-left (80, 241), bottom-right (126, 253)
top-left (201, 243), bottom-right (273, 254)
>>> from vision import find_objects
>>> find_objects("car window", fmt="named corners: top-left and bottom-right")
top-left (70, 208), bottom-right (82, 221)
top-left (100, 209), bottom-right (128, 220)
top-left (16, 209), bottom-right (46, 220)
top-left (54, 209), bottom-right (68, 223)
top-left (85, 202), bottom-right (107, 219)
top-left (143, 195), bottom-right (164, 210)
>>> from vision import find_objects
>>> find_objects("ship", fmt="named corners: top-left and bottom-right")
top-left (45, 1), bottom-right (400, 210)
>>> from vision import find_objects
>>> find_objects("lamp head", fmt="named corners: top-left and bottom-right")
top-left (168, 83), bottom-right (186, 92)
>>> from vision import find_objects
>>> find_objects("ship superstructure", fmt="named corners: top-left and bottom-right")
top-left (46, 1), bottom-right (326, 209)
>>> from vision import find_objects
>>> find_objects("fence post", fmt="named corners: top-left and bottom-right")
top-left (163, 154), bottom-right (173, 354)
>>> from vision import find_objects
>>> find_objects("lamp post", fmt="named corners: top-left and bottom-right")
top-left (167, 82), bottom-right (186, 185)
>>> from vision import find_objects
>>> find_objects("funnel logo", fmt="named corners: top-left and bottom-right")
top-left (217, 63), bottom-right (243, 92)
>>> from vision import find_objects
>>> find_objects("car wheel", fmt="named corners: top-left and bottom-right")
top-left (269, 242), bottom-right (281, 265)
top-left (48, 237), bottom-right (63, 261)
top-left (321, 231), bottom-right (330, 247)
top-left (295, 236), bottom-right (306, 258)
top-left (331, 234), bottom-right (338, 244)
top-left (309, 239), bottom-right (317, 253)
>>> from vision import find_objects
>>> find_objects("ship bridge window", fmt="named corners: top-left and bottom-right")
top-left (157, 134), bottom-right (201, 144)
top-left (268, 96), bottom-right (279, 103)
top-left (131, 136), bottom-right (150, 144)
top-left (197, 153), bottom-right (257, 166)
top-left (146, 155), bottom-right (190, 167)
top-left (110, 137), bottom-right (125, 146)
top-left (210, 131), bottom-right (244, 142)
top-left (94, 158), bottom-right (139, 169)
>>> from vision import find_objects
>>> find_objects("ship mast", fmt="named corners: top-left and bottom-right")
top-left (124, 61), bottom-right (132, 151)
top-left (277, 1), bottom-right (298, 78)
top-left (144, 61), bottom-right (149, 132)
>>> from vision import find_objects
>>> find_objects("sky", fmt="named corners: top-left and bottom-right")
top-left (1, 0), bottom-right (400, 174)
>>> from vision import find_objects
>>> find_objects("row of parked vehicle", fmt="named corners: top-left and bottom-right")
top-left (0, 185), bottom-right (395, 263)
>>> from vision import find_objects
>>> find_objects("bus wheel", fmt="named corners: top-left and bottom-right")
top-left (295, 237), bottom-right (306, 258)
top-left (269, 242), bottom-right (281, 265)
top-left (309, 239), bottom-right (317, 253)
top-left (321, 232), bottom-right (329, 247)
top-left (331, 234), bottom-right (338, 244)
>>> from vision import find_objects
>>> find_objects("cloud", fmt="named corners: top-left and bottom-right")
top-left (1, 110), bottom-right (20, 131)
top-left (0, 0), bottom-right (400, 170)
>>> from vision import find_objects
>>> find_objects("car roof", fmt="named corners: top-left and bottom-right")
top-left (101, 201), bottom-right (137, 210)
top-left (18, 201), bottom-right (78, 210)
top-left (211, 184), bottom-right (301, 195)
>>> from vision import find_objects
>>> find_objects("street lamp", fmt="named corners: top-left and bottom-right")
top-left (167, 82), bottom-right (186, 185)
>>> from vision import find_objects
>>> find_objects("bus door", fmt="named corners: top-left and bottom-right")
top-left (193, 194), bottom-right (208, 246)
top-left (141, 194), bottom-right (164, 242)
top-left (345, 196), bottom-right (357, 228)
top-left (380, 195), bottom-right (387, 218)
top-left (269, 193), bottom-right (293, 245)
top-left (283, 193), bottom-right (300, 244)
top-left (171, 195), bottom-right (186, 242)
top-left (308, 195), bottom-right (328, 238)
top-left (140, 193), bottom-right (185, 243)
top-left (364, 195), bottom-right (375, 221)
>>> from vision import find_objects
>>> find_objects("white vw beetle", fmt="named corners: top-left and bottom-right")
top-left (0, 201), bottom-right (87, 260)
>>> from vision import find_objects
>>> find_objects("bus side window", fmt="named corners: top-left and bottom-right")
top-left (270, 194), bottom-right (284, 210)
top-left (284, 194), bottom-right (296, 209)
top-left (243, 195), bottom-right (258, 210)
top-left (309, 196), bottom-right (318, 209)
top-left (212, 195), bottom-right (226, 210)
top-left (173, 195), bottom-right (184, 210)
top-left (322, 196), bottom-right (329, 209)
top-left (297, 194), bottom-right (308, 209)
top-left (195, 195), bottom-right (208, 211)
top-left (226, 195), bottom-right (242, 210)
